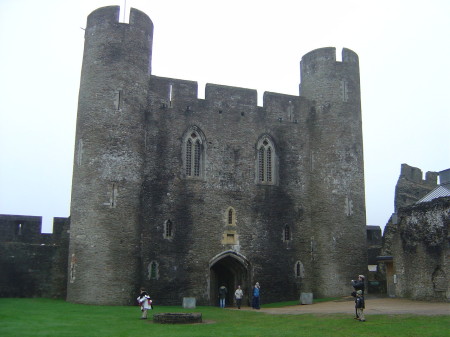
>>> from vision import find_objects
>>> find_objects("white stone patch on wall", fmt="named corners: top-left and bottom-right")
top-left (76, 139), bottom-right (83, 166)
top-left (70, 253), bottom-right (77, 283)
top-left (345, 197), bottom-right (353, 216)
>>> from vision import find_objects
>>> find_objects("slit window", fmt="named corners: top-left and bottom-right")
top-left (164, 220), bottom-right (173, 239)
top-left (284, 225), bottom-right (291, 241)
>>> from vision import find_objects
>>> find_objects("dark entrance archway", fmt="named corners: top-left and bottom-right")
top-left (209, 251), bottom-right (250, 307)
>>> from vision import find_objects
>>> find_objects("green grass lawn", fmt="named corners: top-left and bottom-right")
top-left (0, 298), bottom-right (448, 337)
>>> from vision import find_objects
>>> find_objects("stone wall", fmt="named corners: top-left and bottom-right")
top-left (0, 215), bottom-right (69, 298)
top-left (394, 164), bottom-right (438, 211)
top-left (383, 197), bottom-right (449, 301)
top-left (65, 6), bottom-right (367, 305)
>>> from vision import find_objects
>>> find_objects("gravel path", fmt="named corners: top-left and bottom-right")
top-left (241, 297), bottom-right (449, 316)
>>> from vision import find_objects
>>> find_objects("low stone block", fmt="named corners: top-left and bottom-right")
top-left (153, 313), bottom-right (202, 324)
top-left (182, 297), bottom-right (196, 309)
top-left (300, 292), bottom-right (313, 305)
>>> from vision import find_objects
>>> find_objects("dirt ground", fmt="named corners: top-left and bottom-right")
top-left (241, 297), bottom-right (450, 316)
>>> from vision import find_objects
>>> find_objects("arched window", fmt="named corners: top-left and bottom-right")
top-left (295, 261), bottom-right (304, 278)
top-left (226, 207), bottom-right (236, 226)
top-left (183, 127), bottom-right (206, 178)
top-left (148, 261), bottom-right (159, 280)
top-left (256, 135), bottom-right (277, 184)
top-left (164, 219), bottom-right (173, 239)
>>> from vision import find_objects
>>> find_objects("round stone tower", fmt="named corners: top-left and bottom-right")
top-left (300, 48), bottom-right (367, 297)
top-left (67, 6), bottom-right (153, 305)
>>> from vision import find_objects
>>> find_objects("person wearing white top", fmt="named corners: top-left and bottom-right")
top-left (137, 288), bottom-right (152, 319)
top-left (234, 285), bottom-right (244, 309)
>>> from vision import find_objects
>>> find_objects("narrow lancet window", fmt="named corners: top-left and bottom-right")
top-left (164, 219), bottom-right (173, 239)
top-left (183, 127), bottom-right (205, 178)
top-left (256, 136), bottom-right (277, 184)
top-left (284, 225), bottom-right (290, 241)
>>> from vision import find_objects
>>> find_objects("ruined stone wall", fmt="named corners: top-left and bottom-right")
top-left (394, 164), bottom-right (438, 211)
top-left (383, 197), bottom-right (449, 301)
top-left (0, 215), bottom-right (69, 298)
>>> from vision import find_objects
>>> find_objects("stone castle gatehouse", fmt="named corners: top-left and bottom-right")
top-left (67, 6), bottom-right (367, 305)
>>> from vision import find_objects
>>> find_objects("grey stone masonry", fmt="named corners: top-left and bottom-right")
top-left (67, 6), bottom-right (367, 305)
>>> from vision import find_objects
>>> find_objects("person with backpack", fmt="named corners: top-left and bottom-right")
top-left (137, 288), bottom-right (152, 319)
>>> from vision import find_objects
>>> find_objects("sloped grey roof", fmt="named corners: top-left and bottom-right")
top-left (416, 185), bottom-right (450, 203)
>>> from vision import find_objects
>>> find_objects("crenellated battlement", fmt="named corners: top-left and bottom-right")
top-left (148, 75), bottom-right (311, 124)
top-left (205, 83), bottom-right (257, 108)
top-left (0, 215), bottom-right (70, 299)
top-left (302, 47), bottom-right (337, 65)
top-left (150, 75), bottom-right (297, 111)
top-left (86, 6), bottom-right (153, 34)
top-left (342, 48), bottom-right (359, 64)
top-left (86, 6), bottom-right (120, 27)
top-left (300, 47), bottom-right (359, 78)
top-left (0, 214), bottom-right (69, 244)
top-left (394, 164), bottom-right (439, 211)
top-left (400, 163), bottom-right (438, 185)
top-left (301, 47), bottom-right (359, 67)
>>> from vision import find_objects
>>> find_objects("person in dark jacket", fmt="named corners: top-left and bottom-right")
top-left (351, 275), bottom-right (365, 295)
top-left (351, 275), bottom-right (365, 319)
top-left (219, 285), bottom-right (227, 308)
top-left (355, 290), bottom-right (366, 322)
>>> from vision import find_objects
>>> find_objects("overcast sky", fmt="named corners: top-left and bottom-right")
top-left (0, 0), bottom-right (448, 233)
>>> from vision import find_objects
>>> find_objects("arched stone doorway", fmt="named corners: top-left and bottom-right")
top-left (209, 251), bottom-right (250, 307)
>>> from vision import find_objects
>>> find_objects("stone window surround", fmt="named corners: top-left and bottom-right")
top-left (182, 126), bottom-right (206, 179)
top-left (256, 135), bottom-right (278, 185)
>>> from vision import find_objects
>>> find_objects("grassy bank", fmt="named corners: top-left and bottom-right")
top-left (0, 298), bottom-right (448, 337)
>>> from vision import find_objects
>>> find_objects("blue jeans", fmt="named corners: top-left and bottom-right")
top-left (252, 296), bottom-right (260, 309)
top-left (219, 298), bottom-right (225, 308)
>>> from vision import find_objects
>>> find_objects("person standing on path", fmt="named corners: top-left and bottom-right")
top-left (351, 275), bottom-right (365, 295)
top-left (252, 282), bottom-right (261, 309)
top-left (355, 290), bottom-right (366, 322)
top-left (351, 275), bottom-right (365, 319)
top-left (234, 285), bottom-right (243, 309)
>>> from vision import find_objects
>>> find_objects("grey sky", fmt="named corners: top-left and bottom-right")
top-left (0, 0), bottom-right (448, 233)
